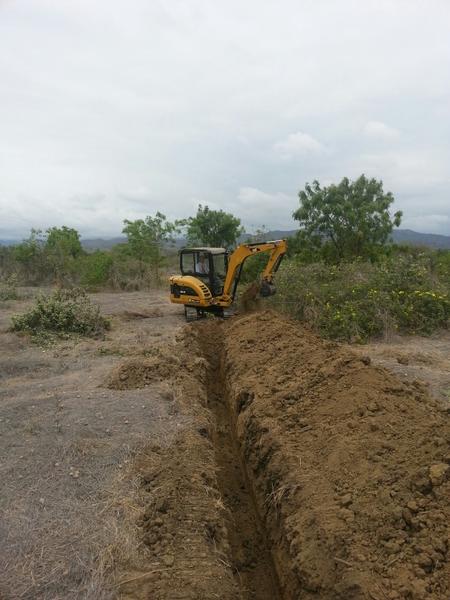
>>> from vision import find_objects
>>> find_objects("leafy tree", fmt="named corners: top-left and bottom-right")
top-left (44, 226), bottom-right (83, 283)
top-left (122, 212), bottom-right (176, 279)
top-left (13, 229), bottom-right (45, 264)
top-left (79, 251), bottom-right (113, 287)
top-left (293, 175), bottom-right (402, 262)
top-left (12, 229), bottom-right (48, 283)
top-left (183, 205), bottom-right (244, 248)
top-left (46, 226), bottom-right (82, 258)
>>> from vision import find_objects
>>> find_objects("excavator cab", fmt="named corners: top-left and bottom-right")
top-left (170, 239), bottom-right (287, 320)
top-left (179, 248), bottom-right (228, 297)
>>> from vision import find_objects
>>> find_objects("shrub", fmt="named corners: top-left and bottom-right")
top-left (271, 254), bottom-right (450, 341)
top-left (11, 288), bottom-right (110, 340)
top-left (79, 251), bottom-right (113, 287)
top-left (0, 274), bottom-right (19, 301)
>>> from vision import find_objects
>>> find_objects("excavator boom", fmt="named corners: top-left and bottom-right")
top-left (222, 239), bottom-right (287, 301)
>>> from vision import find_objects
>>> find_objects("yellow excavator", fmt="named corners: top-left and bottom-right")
top-left (169, 239), bottom-right (287, 320)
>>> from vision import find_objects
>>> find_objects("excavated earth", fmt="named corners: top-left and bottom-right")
top-left (115, 310), bottom-right (450, 600)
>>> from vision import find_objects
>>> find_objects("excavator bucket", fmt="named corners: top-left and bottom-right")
top-left (239, 279), bottom-right (276, 312)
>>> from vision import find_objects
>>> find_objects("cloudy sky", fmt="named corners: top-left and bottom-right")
top-left (1, 0), bottom-right (450, 239)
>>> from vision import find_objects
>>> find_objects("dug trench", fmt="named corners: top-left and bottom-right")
top-left (115, 310), bottom-right (450, 600)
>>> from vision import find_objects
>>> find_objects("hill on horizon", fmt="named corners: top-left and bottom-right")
top-left (1, 229), bottom-right (449, 250)
top-left (82, 228), bottom-right (449, 250)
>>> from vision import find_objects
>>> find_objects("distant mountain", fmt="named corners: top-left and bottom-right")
top-left (2, 229), bottom-right (449, 250)
top-left (244, 229), bottom-right (450, 249)
top-left (42, 230), bottom-right (450, 251)
top-left (81, 237), bottom-right (126, 250)
top-left (390, 229), bottom-right (450, 249)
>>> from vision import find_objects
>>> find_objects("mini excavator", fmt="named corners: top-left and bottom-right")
top-left (169, 240), bottom-right (287, 320)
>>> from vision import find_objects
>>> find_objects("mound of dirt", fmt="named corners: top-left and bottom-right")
top-left (112, 310), bottom-right (449, 599)
top-left (107, 352), bottom-right (179, 389)
top-left (217, 311), bottom-right (450, 599)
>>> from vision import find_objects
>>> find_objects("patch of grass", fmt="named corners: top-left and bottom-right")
top-left (271, 254), bottom-right (450, 342)
top-left (11, 287), bottom-right (110, 341)
top-left (0, 274), bottom-right (19, 301)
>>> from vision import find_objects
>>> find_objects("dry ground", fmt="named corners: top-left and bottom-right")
top-left (0, 290), bottom-right (185, 599)
top-left (0, 290), bottom-right (449, 599)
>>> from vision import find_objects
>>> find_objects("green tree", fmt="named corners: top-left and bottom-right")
top-left (293, 175), bottom-right (402, 262)
top-left (183, 205), bottom-right (244, 248)
top-left (79, 251), bottom-right (113, 287)
top-left (44, 226), bottom-right (83, 283)
top-left (122, 212), bottom-right (176, 280)
top-left (12, 229), bottom-right (48, 283)
top-left (46, 226), bottom-right (82, 258)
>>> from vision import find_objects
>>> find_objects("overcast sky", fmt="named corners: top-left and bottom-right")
top-left (1, 0), bottom-right (450, 239)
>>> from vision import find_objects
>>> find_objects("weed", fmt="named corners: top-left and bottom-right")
top-left (11, 288), bottom-right (110, 341)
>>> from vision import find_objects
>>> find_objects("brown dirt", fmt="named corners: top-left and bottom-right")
top-left (351, 332), bottom-right (450, 405)
top-left (2, 291), bottom-right (450, 600)
top-left (217, 311), bottom-right (450, 599)
top-left (0, 290), bottom-right (187, 599)
top-left (107, 352), bottom-right (178, 390)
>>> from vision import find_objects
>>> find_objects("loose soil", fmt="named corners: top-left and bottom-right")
top-left (1, 292), bottom-right (449, 600)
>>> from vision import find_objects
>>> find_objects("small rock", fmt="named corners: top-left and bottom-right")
top-left (338, 508), bottom-right (355, 522)
top-left (432, 538), bottom-right (447, 554)
top-left (429, 463), bottom-right (449, 487)
top-left (402, 508), bottom-right (413, 526)
top-left (367, 401), bottom-right (379, 413)
top-left (397, 356), bottom-right (409, 365)
top-left (416, 553), bottom-right (433, 569)
top-left (406, 500), bottom-right (419, 513)
top-left (162, 554), bottom-right (174, 567)
top-left (411, 468), bottom-right (432, 494)
top-left (340, 493), bottom-right (353, 507)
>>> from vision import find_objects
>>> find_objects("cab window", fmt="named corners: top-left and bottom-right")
top-left (181, 251), bottom-right (195, 275)
top-left (212, 253), bottom-right (227, 279)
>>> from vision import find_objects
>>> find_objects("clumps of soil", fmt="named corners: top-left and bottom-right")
top-left (115, 328), bottom-right (240, 600)
top-left (219, 311), bottom-right (450, 600)
top-left (118, 432), bottom-right (239, 599)
top-left (107, 351), bottom-right (179, 389)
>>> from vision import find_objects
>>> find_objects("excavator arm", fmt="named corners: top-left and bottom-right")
top-left (222, 239), bottom-right (287, 301)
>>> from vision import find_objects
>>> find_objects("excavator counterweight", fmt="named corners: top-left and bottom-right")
top-left (169, 240), bottom-right (287, 320)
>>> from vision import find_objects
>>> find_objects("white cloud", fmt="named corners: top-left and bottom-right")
top-left (234, 187), bottom-right (296, 230)
top-left (402, 214), bottom-right (450, 234)
top-left (273, 132), bottom-right (324, 160)
top-left (0, 0), bottom-right (450, 237)
top-left (363, 121), bottom-right (400, 139)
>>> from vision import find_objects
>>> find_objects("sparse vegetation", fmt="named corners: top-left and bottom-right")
top-left (0, 274), bottom-right (19, 301)
top-left (272, 251), bottom-right (450, 341)
top-left (11, 288), bottom-right (110, 341)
